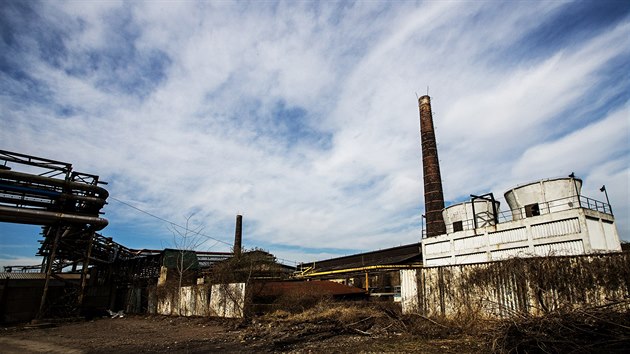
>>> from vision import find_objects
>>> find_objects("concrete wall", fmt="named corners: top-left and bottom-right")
top-left (423, 207), bottom-right (621, 266)
top-left (505, 178), bottom-right (581, 220)
top-left (155, 285), bottom-right (211, 316)
top-left (152, 282), bottom-right (245, 318)
top-left (209, 283), bottom-right (245, 318)
top-left (401, 252), bottom-right (630, 318)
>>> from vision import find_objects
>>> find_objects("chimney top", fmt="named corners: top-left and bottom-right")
top-left (234, 214), bottom-right (243, 257)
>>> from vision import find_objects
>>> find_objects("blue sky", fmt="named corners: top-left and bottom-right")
top-left (1, 0), bottom-right (629, 268)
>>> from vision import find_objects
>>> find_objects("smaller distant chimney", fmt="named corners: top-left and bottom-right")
top-left (234, 214), bottom-right (242, 257)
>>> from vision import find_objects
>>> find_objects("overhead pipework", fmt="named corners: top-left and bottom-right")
top-left (418, 96), bottom-right (446, 237)
top-left (0, 149), bottom-right (110, 269)
top-left (0, 149), bottom-right (115, 315)
top-left (0, 149), bottom-right (109, 230)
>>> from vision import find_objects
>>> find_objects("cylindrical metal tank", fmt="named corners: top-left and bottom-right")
top-left (442, 199), bottom-right (500, 232)
top-left (504, 177), bottom-right (582, 220)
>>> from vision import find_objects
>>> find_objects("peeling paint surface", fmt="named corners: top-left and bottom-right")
top-left (402, 253), bottom-right (630, 318)
top-left (210, 283), bottom-right (245, 318)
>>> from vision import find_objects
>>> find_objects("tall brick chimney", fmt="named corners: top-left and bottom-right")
top-left (234, 214), bottom-right (242, 257)
top-left (418, 95), bottom-right (446, 237)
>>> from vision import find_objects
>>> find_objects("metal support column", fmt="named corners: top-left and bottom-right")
top-left (78, 231), bottom-right (95, 306)
top-left (36, 227), bottom-right (69, 321)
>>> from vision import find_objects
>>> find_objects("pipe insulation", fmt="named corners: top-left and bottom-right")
top-left (0, 205), bottom-right (108, 230)
top-left (0, 169), bottom-right (109, 199)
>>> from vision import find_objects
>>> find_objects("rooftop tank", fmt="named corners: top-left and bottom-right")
top-left (442, 199), bottom-right (500, 233)
top-left (504, 177), bottom-right (582, 220)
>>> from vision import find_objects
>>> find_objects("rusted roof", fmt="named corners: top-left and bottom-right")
top-left (298, 242), bottom-right (422, 272)
top-left (253, 280), bottom-right (366, 297)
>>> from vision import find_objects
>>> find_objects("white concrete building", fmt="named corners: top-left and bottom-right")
top-left (422, 177), bottom-right (621, 266)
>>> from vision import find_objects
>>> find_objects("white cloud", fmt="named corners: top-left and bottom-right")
top-left (508, 105), bottom-right (629, 237)
top-left (511, 107), bottom-right (628, 179)
top-left (0, 255), bottom-right (43, 270)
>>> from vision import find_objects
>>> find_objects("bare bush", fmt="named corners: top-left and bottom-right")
top-left (488, 301), bottom-right (630, 353)
top-left (271, 290), bottom-right (331, 314)
top-left (209, 248), bottom-right (286, 285)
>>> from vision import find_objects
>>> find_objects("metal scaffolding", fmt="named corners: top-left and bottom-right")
top-left (0, 149), bottom-right (112, 318)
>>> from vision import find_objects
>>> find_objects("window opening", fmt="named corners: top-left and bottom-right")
top-left (525, 203), bottom-right (540, 217)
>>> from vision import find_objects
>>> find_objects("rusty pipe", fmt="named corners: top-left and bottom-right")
top-left (0, 169), bottom-right (108, 199)
top-left (0, 205), bottom-right (108, 230)
top-left (0, 182), bottom-right (106, 206)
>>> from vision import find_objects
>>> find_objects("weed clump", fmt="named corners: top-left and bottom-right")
top-left (488, 301), bottom-right (630, 353)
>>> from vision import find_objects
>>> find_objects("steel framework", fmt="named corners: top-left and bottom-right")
top-left (0, 149), bottom-right (115, 317)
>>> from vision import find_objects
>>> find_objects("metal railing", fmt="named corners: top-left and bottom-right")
top-left (580, 195), bottom-right (612, 214)
top-left (422, 194), bottom-right (612, 238)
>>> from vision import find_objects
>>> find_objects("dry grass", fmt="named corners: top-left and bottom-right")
top-left (268, 290), bottom-right (330, 314)
top-left (257, 297), bottom-right (630, 353)
top-left (488, 301), bottom-right (630, 353)
top-left (288, 301), bottom-right (385, 323)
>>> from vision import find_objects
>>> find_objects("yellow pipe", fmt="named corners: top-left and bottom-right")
top-left (298, 266), bottom-right (313, 276)
top-left (365, 271), bottom-right (369, 291)
top-left (297, 264), bottom-right (422, 277)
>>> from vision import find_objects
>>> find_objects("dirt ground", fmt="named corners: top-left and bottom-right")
top-left (0, 314), bottom-right (485, 353)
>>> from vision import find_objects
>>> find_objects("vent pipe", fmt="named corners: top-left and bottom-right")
top-left (234, 214), bottom-right (242, 257)
top-left (418, 95), bottom-right (446, 237)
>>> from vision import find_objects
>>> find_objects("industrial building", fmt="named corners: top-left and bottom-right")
top-left (422, 177), bottom-right (621, 266)
top-left (398, 95), bottom-right (626, 318)
top-left (415, 95), bottom-right (621, 266)
top-left (0, 93), bottom-right (624, 323)
top-left (0, 150), bottom-right (287, 321)
top-left (293, 94), bottom-right (622, 298)
top-left (297, 243), bottom-right (422, 300)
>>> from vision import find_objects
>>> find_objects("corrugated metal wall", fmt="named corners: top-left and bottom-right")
top-left (531, 218), bottom-right (580, 239)
top-left (400, 269), bottom-right (418, 314)
top-left (454, 235), bottom-right (485, 252)
top-left (491, 246), bottom-right (529, 260)
top-left (455, 252), bottom-right (487, 264)
top-left (425, 240), bottom-right (450, 254)
top-left (402, 252), bottom-right (629, 318)
top-left (534, 240), bottom-right (584, 256)
top-left (488, 227), bottom-right (527, 244)
top-left (425, 256), bottom-right (450, 267)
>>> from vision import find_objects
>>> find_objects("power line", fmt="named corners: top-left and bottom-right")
top-left (109, 196), bottom-right (232, 248)
top-left (109, 196), bottom-right (301, 265)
